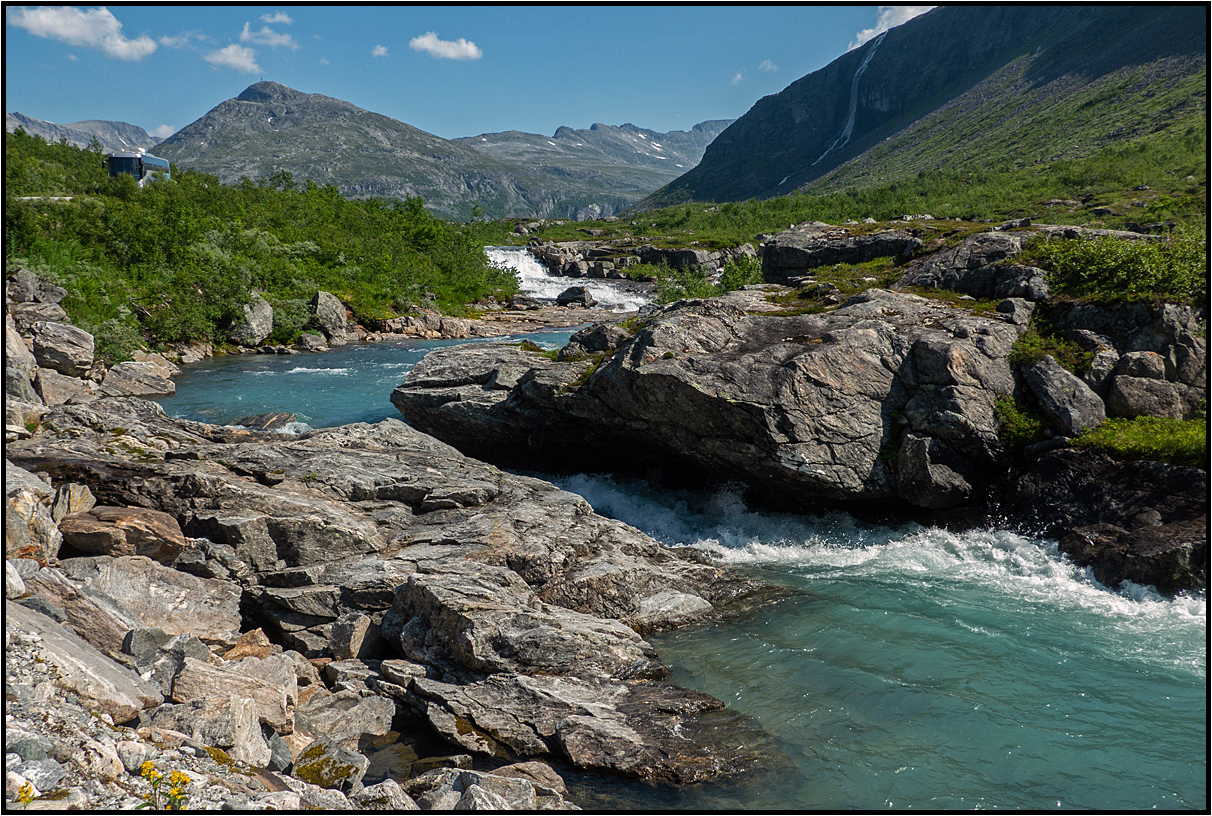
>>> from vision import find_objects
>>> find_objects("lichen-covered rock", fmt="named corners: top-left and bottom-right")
top-left (292, 739), bottom-right (368, 793)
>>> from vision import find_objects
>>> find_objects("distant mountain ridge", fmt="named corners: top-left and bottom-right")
top-left (644, 4), bottom-right (1207, 207)
top-left (151, 82), bottom-right (730, 220)
top-left (5, 112), bottom-right (158, 154)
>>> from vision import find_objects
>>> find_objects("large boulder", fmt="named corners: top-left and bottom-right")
top-left (1023, 355), bottom-right (1106, 437)
top-left (762, 225), bottom-right (922, 284)
top-left (312, 291), bottom-right (350, 345)
top-left (31, 321), bottom-right (94, 377)
top-left (393, 288), bottom-right (1022, 511)
top-left (5, 463), bottom-right (61, 562)
top-left (5, 268), bottom-right (67, 304)
top-left (59, 506), bottom-right (185, 563)
top-left (229, 292), bottom-right (274, 347)
top-left (1058, 517), bottom-right (1206, 594)
top-left (100, 361), bottom-right (176, 398)
top-left (894, 231), bottom-right (1025, 295)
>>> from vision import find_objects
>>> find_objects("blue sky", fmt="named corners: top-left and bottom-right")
top-left (5, 5), bottom-right (933, 141)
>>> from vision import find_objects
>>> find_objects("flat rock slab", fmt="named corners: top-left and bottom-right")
top-left (6, 599), bottom-right (162, 722)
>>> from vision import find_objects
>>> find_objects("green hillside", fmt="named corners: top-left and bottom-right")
top-left (5, 129), bottom-right (515, 362)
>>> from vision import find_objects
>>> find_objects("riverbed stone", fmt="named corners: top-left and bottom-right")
top-left (100, 361), bottom-right (176, 398)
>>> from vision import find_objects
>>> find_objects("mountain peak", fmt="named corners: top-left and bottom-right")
top-left (236, 81), bottom-right (302, 104)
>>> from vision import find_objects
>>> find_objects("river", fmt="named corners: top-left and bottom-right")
top-left (155, 247), bottom-right (1206, 810)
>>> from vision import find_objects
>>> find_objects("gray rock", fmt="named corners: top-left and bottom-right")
top-left (31, 321), bottom-right (95, 377)
top-left (996, 297), bottom-right (1035, 326)
top-left (896, 231), bottom-right (1025, 296)
top-left (5, 600), bottom-right (161, 722)
top-left (295, 689), bottom-right (396, 751)
top-left (229, 292), bottom-right (274, 347)
top-left (1116, 350), bottom-right (1167, 380)
top-left (58, 556), bottom-right (242, 647)
top-left (13, 759), bottom-right (66, 794)
top-left (23, 567), bottom-right (141, 653)
top-left (100, 361), bottom-right (176, 398)
top-left (556, 287), bottom-right (597, 308)
top-left (896, 433), bottom-right (978, 509)
top-left (51, 482), bottom-right (96, 523)
top-left (763, 226), bottom-right (922, 284)
top-left (5, 314), bottom-right (41, 404)
top-left (172, 655), bottom-right (296, 735)
top-left (6, 268), bottom-right (67, 304)
top-left (394, 288), bottom-right (1020, 511)
top-left (1024, 355), bottom-right (1106, 437)
top-left (147, 695), bottom-right (271, 767)
top-left (328, 612), bottom-right (382, 660)
top-left (349, 778), bottom-right (420, 810)
top-left (312, 291), bottom-right (350, 345)
top-left (1106, 375), bottom-right (1187, 419)
top-left (295, 332), bottom-right (328, 352)
top-left (6, 559), bottom-right (27, 599)
top-left (392, 563), bottom-right (664, 679)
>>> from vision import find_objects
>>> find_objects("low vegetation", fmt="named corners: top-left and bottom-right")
top-left (1018, 228), bottom-right (1206, 304)
top-left (653, 255), bottom-right (763, 304)
top-left (1072, 416), bottom-right (1207, 467)
top-left (5, 130), bottom-right (517, 362)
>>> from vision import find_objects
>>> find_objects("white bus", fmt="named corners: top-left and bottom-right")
top-left (104, 152), bottom-right (171, 184)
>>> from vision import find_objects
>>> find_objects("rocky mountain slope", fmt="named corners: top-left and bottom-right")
top-left (5, 112), bottom-right (158, 154)
top-left (152, 82), bottom-right (728, 220)
top-left (643, 4), bottom-right (1207, 206)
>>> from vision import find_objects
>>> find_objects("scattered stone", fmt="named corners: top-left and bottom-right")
top-left (30, 321), bottom-right (95, 377)
top-left (556, 286), bottom-right (597, 308)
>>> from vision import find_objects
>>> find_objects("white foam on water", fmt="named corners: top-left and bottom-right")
top-left (283, 367), bottom-right (350, 375)
top-left (553, 473), bottom-right (1206, 676)
top-left (487, 246), bottom-right (650, 312)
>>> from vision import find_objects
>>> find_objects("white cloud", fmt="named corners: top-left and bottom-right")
top-left (731, 71), bottom-right (744, 86)
top-left (850, 6), bottom-right (935, 50)
top-left (759, 59), bottom-right (778, 72)
top-left (7, 6), bottom-right (157, 61)
top-left (408, 31), bottom-right (482, 60)
top-left (204, 43), bottom-right (260, 73)
top-left (159, 34), bottom-right (187, 48)
top-left (260, 13), bottom-right (293, 25)
top-left (372, 44), bottom-right (389, 57)
top-left (318, 57), bottom-right (330, 66)
top-left (240, 22), bottom-right (298, 50)
top-left (149, 124), bottom-right (175, 139)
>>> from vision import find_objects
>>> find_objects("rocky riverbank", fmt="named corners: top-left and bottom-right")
top-left (5, 269), bottom-right (783, 809)
top-left (392, 221), bottom-right (1207, 593)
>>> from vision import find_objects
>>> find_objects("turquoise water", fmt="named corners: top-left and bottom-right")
top-left (155, 330), bottom-right (574, 430)
top-left (156, 330), bottom-right (1207, 811)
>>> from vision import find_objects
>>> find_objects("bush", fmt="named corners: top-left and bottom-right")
top-left (1008, 326), bottom-right (1092, 374)
top-left (718, 255), bottom-right (763, 291)
top-left (1026, 229), bottom-right (1206, 304)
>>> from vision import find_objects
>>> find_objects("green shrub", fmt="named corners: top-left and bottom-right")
top-left (994, 396), bottom-right (1049, 448)
top-left (1008, 326), bottom-right (1093, 374)
top-left (1073, 416), bottom-right (1206, 467)
top-left (718, 254), bottom-right (763, 291)
top-left (1025, 229), bottom-right (1206, 304)
top-left (653, 263), bottom-right (721, 304)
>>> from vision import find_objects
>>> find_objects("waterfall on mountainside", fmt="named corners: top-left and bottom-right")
top-left (812, 30), bottom-right (888, 167)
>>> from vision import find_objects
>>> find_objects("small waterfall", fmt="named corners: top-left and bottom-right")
top-left (812, 30), bottom-right (887, 167)
top-left (486, 246), bottom-right (650, 312)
